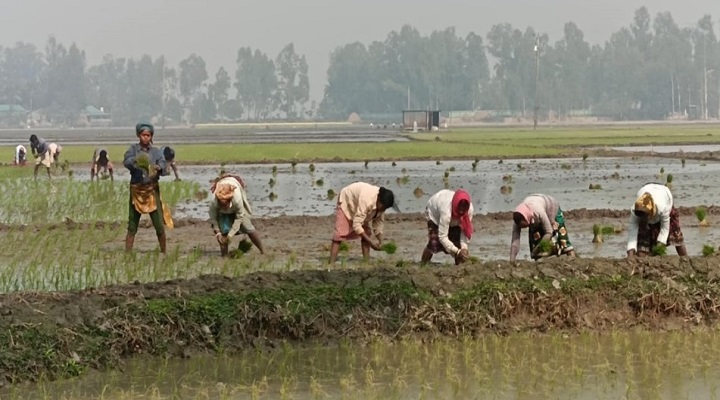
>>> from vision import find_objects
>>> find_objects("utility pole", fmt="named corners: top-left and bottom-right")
top-left (161, 56), bottom-right (167, 129)
top-left (670, 73), bottom-right (675, 116)
top-left (533, 36), bottom-right (540, 130)
top-left (704, 40), bottom-right (708, 120)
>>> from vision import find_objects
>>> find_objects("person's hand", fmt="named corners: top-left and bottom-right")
top-left (457, 248), bottom-right (469, 263)
top-left (369, 241), bottom-right (382, 251)
top-left (215, 232), bottom-right (228, 245)
top-left (626, 249), bottom-right (636, 258)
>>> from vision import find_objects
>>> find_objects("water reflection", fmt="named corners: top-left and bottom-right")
top-left (5, 330), bottom-right (720, 399)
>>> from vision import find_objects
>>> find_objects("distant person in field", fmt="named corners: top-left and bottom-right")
top-left (14, 145), bottom-right (27, 166)
top-left (510, 194), bottom-right (577, 261)
top-left (160, 146), bottom-right (180, 181)
top-left (209, 174), bottom-right (264, 257)
top-left (48, 142), bottom-right (62, 164)
top-left (29, 134), bottom-right (52, 180)
top-left (421, 189), bottom-right (474, 265)
top-left (329, 182), bottom-right (398, 264)
top-left (123, 123), bottom-right (172, 254)
top-left (91, 148), bottom-right (114, 181)
top-left (627, 183), bottom-right (687, 257)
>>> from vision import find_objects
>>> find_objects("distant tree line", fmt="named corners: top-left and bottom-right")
top-left (0, 7), bottom-right (718, 125)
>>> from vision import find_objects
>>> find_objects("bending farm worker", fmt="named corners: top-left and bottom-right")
top-left (29, 134), bottom-right (52, 180)
top-left (48, 142), bottom-right (62, 164)
top-left (161, 146), bottom-right (180, 181)
top-left (329, 182), bottom-right (398, 264)
top-left (627, 183), bottom-right (687, 257)
top-left (14, 145), bottom-right (26, 166)
top-left (421, 189), bottom-right (474, 265)
top-left (209, 174), bottom-right (264, 257)
top-left (91, 148), bottom-right (114, 181)
top-left (123, 123), bottom-right (173, 254)
top-left (510, 193), bottom-right (577, 261)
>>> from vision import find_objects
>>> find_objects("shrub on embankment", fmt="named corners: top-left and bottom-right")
top-left (2, 257), bottom-right (720, 384)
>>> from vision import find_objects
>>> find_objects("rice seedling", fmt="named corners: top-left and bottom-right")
top-left (498, 159), bottom-right (503, 164)
top-left (703, 244), bottom-right (715, 257)
top-left (651, 243), bottom-right (667, 256)
top-left (592, 224), bottom-right (603, 243)
top-left (272, 165), bottom-right (278, 176)
top-left (315, 178), bottom-right (324, 186)
top-left (237, 239), bottom-right (253, 254)
top-left (391, 161), bottom-right (397, 167)
top-left (364, 160), bottom-right (369, 169)
top-left (582, 154), bottom-right (588, 161)
top-left (681, 158), bottom-right (686, 167)
top-left (436, 160), bottom-right (442, 165)
top-left (660, 167), bottom-right (665, 174)
top-left (697, 207), bottom-right (709, 227)
top-left (588, 184), bottom-right (602, 190)
top-left (413, 187), bottom-right (425, 198)
top-left (537, 239), bottom-right (554, 254)
top-left (339, 241), bottom-right (349, 252)
top-left (560, 164), bottom-right (572, 170)
top-left (401, 168), bottom-right (408, 173)
top-left (268, 178), bottom-right (276, 188)
top-left (380, 242), bottom-right (397, 254)
top-left (502, 174), bottom-right (513, 183)
top-left (471, 161), bottom-right (478, 171)
top-left (665, 174), bottom-right (673, 188)
top-left (268, 192), bottom-right (278, 201)
top-left (443, 171), bottom-right (450, 178)
top-left (448, 166), bottom-right (456, 172)
top-left (309, 163), bottom-right (315, 173)
top-left (517, 163), bottom-right (524, 171)
top-left (396, 176), bottom-right (410, 185)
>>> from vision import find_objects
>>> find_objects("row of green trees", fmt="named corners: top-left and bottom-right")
top-left (0, 7), bottom-right (718, 124)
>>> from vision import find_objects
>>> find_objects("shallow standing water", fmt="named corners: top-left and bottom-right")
top-left (73, 156), bottom-right (720, 220)
top-left (5, 331), bottom-right (720, 399)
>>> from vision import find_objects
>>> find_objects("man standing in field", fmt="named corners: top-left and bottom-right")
top-left (329, 181), bottom-right (398, 264)
top-left (123, 123), bottom-right (172, 254)
top-left (29, 134), bottom-right (52, 180)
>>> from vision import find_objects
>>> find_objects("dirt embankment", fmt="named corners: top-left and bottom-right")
top-left (3, 254), bottom-right (720, 384)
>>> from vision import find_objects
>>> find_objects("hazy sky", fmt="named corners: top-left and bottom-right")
top-left (1, 0), bottom-right (717, 101)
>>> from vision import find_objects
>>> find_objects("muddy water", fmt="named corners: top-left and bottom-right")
top-left (72, 156), bottom-right (720, 221)
top-left (6, 331), bottom-right (720, 399)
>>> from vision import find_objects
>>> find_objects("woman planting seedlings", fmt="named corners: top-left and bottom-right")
top-left (627, 183), bottom-right (687, 258)
top-left (329, 182), bottom-right (399, 264)
top-left (90, 148), bottom-right (114, 181)
top-left (510, 194), bottom-right (577, 261)
top-left (209, 174), bottom-right (264, 257)
top-left (421, 189), bottom-right (474, 265)
top-left (123, 123), bottom-right (172, 254)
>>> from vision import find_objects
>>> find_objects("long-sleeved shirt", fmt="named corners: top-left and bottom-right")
top-left (338, 182), bottom-right (385, 237)
top-left (627, 183), bottom-right (673, 251)
top-left (426, 189), bottom-right (474, 255)
top-left (510, 194), bottom-right (560, 260)
top-left (123, 143), bottom-right (166, 184)
top-left (209, 177), bottom-right (253, 238)
top-left (30, 139), bottom-right (48, 156)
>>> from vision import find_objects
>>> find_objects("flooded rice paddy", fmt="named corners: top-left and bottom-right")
top-left (72, 155), bottom-right (720, 220)
top-left (5, 331), bottom-right (720, 399)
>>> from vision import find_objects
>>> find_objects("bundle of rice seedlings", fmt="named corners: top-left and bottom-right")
top-left (135, 154), bottom-right (156, 178)
top-left (651, 243), bottom-right (667, 256)
top-left (702, 244), bottom-right (715, 257)
top-left (697, 207), bottom-right (709, 227)
top-left (592, 224), bottom-right (603, 243)
top-left (237, 239), bottom-right (253, 254)
top-left (380, 242), bottom-right (397, 254)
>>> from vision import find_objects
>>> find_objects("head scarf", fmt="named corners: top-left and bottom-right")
top-left (514, 202), bottom-right (534, 226)
top-left (451, 189), bottom-right (473, 239)
top-left (215, 183), bottom-right (235, 203)
top-left (136, 123), bottom-right (154, 136)
top-left (634, 192), bottom-right (656, 218)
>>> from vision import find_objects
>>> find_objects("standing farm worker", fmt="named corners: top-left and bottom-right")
top-left (29, 134), bottom-right (52, 180)
top-left (91, 148), bottom-right (114, 181)
top-left (123, 123), bottom-right (173, 254)
top-left (14, 145), bottom-right (27, 166)
top-left (421, 189), bottom-right (474, 265)
top-left (160, 146), bottom-right (180, 181)
top-left (329, 182), bottom-right (398, 264)
top-left (627, 183), bottom-right (687, 257)
top-left (510, 193), bottom-right (577, 261)
top-left (48, 142), bottom-right (62, 164)
top-left (209, 174), bottom-right (265, 257)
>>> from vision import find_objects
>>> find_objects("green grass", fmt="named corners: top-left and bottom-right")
top-left (6, 125), bottom-right (719, 166)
